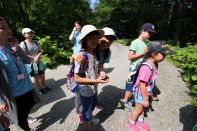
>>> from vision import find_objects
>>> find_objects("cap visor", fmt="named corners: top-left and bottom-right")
top-left (162, 47), bottom-right (176, 55)
top-left (148, 29), bottom-right (157, 33)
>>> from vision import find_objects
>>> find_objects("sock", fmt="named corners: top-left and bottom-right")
top-left (138, 115), bottom-right (144, 122)
top-left (129, 120), bottom-right (135, 124)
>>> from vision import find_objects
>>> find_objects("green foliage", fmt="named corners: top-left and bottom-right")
top-left (115, 39), bottom-right (131, 45)
top-left (168, 44), bottom-right (197, 107)
top-left (37, 36), bottom-right (72, 68)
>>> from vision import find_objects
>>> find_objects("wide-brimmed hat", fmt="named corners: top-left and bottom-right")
top-left (79, 25), bottom-right (104, 41)
top-left (141, 23), bottom-right (157, 33)
top-left (22, 28), bottom-right (35, 34)
top-left (148, 41), bottom-right (176, 55)
top-left (102, 27), bottom-right (117, 40)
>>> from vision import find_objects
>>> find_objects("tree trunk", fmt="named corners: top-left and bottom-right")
top-left (173, 0), bottom-right (187, 42)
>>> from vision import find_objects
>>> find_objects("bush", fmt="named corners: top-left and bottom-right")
top-left (37, 36), bottom-right (72, 68)
top-left (168, 44), bottom-right (197, 107)
top-left (115, 39), bottom-right (131, 45)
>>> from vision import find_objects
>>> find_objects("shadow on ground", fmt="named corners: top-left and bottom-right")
top-left (95, 85), bottom-right (124, 123)
top-left (104, 67), bottom-right (114, 73)
top-left (36, 97), bottom-right (75, 131)
top-left (31, 78), bottom-right (67, 113)
top-left (179, 104), bottom-right (197, 131)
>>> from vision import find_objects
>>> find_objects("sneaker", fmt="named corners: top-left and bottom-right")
top-left (29, 128), bottom-right (35, 131)
top-left (120, 99), bottom-right (132, 111)
top-left (44, 86), bottom-right (52, 91)
top-left (77, 112), bottom-right (83, 124)
top-left (126, 120), bottom-right (140, 131)
top-left (136, 120), bottom-right (150, 131)
top-left (39, 89), bottom-right (47, 94)
top-left (27, 117), bottom-right (37, 124)
top-left (91, 117), bottom-right (100, 126)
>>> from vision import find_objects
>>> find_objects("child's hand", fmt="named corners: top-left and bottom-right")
top-left (142, 99), bottom-right (149, 107)
top-left (96, 78), bottom-right (108, 84)
top-left (72, 52), bottom-right (85, 64)
top-left (99, 71), bottom-right (109, 81)
top-left (143, 47), bottom-right (148, 54)
top-left (34, 56), bottom-right (39, 63)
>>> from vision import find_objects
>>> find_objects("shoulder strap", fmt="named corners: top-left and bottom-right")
top-left (141, 62), bottom-right (154, 85)
top-left (79, 49), bottom-right (88, 61)
top-left (132, 62), bottom-right (154, 86)
top-left (23, 41), bottom-right (29, 55)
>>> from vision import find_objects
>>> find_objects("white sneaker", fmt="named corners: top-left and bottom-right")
top-left (27, 117), bottom-right (37, 124)
top-left (91, 118), bottom-right (100, 125)
top-left (29, 128), bottom-right (35, 131)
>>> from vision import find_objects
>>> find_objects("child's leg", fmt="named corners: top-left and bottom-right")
top-left (80, 95), bottom-right (94, 131)
top-left (75, 92), bottom-right (83, 123)
top-left (136, 110), bottom-right (150, 131)
top-left (130, 103), bottom-right (144, 122)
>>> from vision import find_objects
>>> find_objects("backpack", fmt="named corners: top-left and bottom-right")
top-left (66, 49), bottom-right (89, 93)
top-left (125, 62), bottom-right (154, 93)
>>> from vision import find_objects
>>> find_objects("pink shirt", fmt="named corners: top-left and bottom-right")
top-left (134, 60), bottom-right (158, 95)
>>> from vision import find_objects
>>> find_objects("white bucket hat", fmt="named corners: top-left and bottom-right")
top-left (22, 28), bottom-right (35, 34)
top-left (79, 25), bottom-right (104, 41)
top-left (102, 27), bottom-right (117, 40)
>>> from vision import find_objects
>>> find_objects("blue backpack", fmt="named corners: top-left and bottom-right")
top-left (125, 62), bottom-right (154, 93)
top-left (66, 49), bottom-right (89, 93)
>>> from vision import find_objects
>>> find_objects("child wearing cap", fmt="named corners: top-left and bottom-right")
top-left (74, 25), bottom-right (108, 131)
top-left (126, 41), bottom-right (175, 131)
top-left (120, 23), bottom-right (157, 111)
top-left (20, 28), bottom-right (51, 95)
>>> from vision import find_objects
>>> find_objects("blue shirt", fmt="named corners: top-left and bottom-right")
top-left (0, 45), bottom-right (33, 97)
top-left (73, 31), bottom-right (81, 53)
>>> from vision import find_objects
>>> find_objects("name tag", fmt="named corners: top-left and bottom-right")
top-left (17, 74), bottom-right (25, 80)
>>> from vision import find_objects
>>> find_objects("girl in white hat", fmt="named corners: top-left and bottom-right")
top-left (74, 25), bottom-right (108, 131)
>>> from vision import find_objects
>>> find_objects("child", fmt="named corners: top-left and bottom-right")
top-left (120, 23), bottom-right (157, 111)
top-left (69, 21), bottom-right (81, 53)
top-left (20, 28), bottom-right (51, 95)
top-left (126, 41), bottom-right (175, 131)
top-left (70, 27), bottom-right (116, 122)
top-left (74, 25), bottom-right (108, 131)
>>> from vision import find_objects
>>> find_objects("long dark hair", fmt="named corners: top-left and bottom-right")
top-left (81, 31), bottom-right (100, 50)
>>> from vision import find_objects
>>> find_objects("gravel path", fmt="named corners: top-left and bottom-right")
top-left (10, 43), bottom-right (197, 131)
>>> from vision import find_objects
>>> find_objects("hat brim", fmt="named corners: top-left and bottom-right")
top-left (147, 29), bottom-right (157, 33)
top-left (80, 29), bottom-right (104, 41)
top-left (162, 47), bottom-right (176, 55)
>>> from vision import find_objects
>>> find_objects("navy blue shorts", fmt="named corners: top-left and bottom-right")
top-left (80, 94), bottom-right (97, 122)
top-left (125, 81), bottom-right (133, 91)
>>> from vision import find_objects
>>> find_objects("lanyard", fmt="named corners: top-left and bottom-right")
top-left (0, 46), bottom-right (21, 74)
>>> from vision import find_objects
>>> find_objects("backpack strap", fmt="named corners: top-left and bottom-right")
top-left (141, 62), bottom-right (154, 88)
top-left (23, 41), bottom-right (29, 55)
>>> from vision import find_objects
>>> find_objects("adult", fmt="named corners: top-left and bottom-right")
top-left (69, 21), bottom-right (82, 53)
top-left (71, 27), bottom-right (117, 71)
top-left (0, 17), bottom-right (35, 131)
top-left (20, 28), bottom-right (51, 95)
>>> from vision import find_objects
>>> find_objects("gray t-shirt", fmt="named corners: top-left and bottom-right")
top-left (74, 53), bottom-right (98, 97)
top-left (20, 41), bottom-right (40, 57)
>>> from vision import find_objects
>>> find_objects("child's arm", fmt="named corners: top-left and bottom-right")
top-left (74, 73), bottom-right (108, 84)
top-left (128, 48), bottom-right (147, 60)
top-left (69, 27), bottom-right (76, 41)
top-left (34, 46), bottom-right (42, 63)
top-left (139, 80), bottom-right (149, 107)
